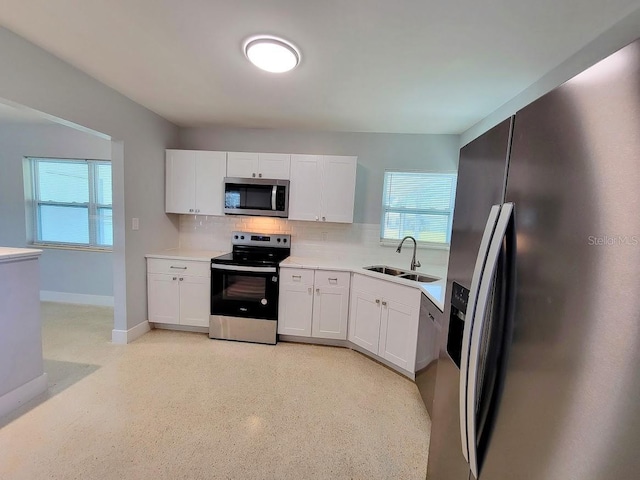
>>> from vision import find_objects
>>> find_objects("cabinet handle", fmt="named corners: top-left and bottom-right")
top-left (315, 216), bottom-right (319, 221)
top-left (382, 301), bottom-right (387, 306)
top-left (328, 278), bottom-right (338, 283)
top-left (308, 287), bottom-right (312, 294)
top-left (259, 173), bottom-right (263, 178)
top-left (195, 209), bottom-right (200, 213)
top-left (292, 275), bottom-right (302, 280)
top-left (322, 216), bottom-right (326, 221)
top-left (252, 173), bottom-right (256, 177)
top-left (189, 208), bottom-right (194, 212)
top-left (316, 288), bottom-right (320, 294)
top-left (170, 266), bottom-right (187, 269)
top-left (172, 277), bottom-right (177, 280)
top-left (375, 299), bottom-right (380, 305)
top-left (429, 313), bottom-right (435, 321)
top-left (179, 277), bottom-right (184, 281)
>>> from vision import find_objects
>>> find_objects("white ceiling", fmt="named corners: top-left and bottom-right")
top-left (1, 0), bottom-right (639, 134)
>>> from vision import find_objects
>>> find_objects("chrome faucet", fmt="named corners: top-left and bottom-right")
top-left (396, 236), bottom-right (421, 271)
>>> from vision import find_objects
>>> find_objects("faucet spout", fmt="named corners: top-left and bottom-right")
top-left (396, 236), bottom-right (421, 271)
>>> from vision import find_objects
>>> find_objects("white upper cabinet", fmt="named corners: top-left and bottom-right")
top-left (166, 149), bottom-right (226, 215)
top-left (227, 152), bottom-right (290, 179)
top-left (289, 154), bottom-right (357, 223)
top-left (287, 155), bottom-right (323, 221)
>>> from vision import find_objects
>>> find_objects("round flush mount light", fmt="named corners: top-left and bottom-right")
top-left (243, 35), bottom-right (300, 73)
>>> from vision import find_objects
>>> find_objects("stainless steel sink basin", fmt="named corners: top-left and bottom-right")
top-left (364, 265), bottom-right (440, 283)
top-left (399, 273), bottom-right (439, 283)
top-left (364, 265), bottom-right (407, 276)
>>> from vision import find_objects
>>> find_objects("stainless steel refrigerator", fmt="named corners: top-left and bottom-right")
top-left (427, 38), bottom-right (640, 480)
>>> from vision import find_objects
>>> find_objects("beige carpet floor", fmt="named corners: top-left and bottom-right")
top-left (0, 302), bottom-right (430, 479)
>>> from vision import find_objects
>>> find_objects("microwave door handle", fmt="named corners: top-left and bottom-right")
top-left (271, 185), bottom-right (277, 211)
top-left (459, 204), bottom-right (501, 465)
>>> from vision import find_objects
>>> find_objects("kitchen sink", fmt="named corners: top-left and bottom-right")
top-left (399, 273), bottom-right (439, 283)
top-left (363, 265), bottom-right (407, 276)
top-left (363, 265), bottom-right (440, 283)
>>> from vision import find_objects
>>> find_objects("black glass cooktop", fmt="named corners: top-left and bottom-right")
top-left (212, 246), bottom-right (290, 267)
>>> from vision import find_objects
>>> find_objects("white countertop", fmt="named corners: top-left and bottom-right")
top-left (145, 249), bottom-right (226, 261)
top-left (281, 256), bottom-right (446, 311)
top-left (0, 247), bottom-right (43, 262)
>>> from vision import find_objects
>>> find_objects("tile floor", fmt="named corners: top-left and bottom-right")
top-left (0, 302), bottom-right (430, 479)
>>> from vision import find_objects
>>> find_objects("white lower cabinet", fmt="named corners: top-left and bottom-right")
top-left (147, 258), bottom-right (210, 328)
top-left (348, 273), bottom-right (420, 372)
top-left (278, 268), bottom-right (350, 340)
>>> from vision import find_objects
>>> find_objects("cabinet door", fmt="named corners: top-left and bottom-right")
top-left (195, 151), bottom-right (226, 215)
top-left (166, 150), bottom-right (196, 214)
top-left (147, 273), bottom-right (179, 324)
top-left (289, 154), bottom-right (322, 221)
top-left (312, 285), bottom-right (349, 340)
top-left (259, 153), bottom-right (290, 179)
top-left (321, 155), bottom-right (357, 223)
top-left (278, 283), bottom-right (313, 336)
top-left (348, 289), bottom-right (381, 354)
top-left (227, 152), bottom-right (259, 178)
top-left (179, 275), bottom-right (211, 327)
top-left (378, 298), bottom-right (419, 371)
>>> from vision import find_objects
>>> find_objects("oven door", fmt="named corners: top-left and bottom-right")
top-left (210, 264), bottom-right (279, 320)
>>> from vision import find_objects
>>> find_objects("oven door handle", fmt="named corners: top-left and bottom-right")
top-left (211, 263), bottom-right (277, 273)
top-left (271, 185), bottom-right (277, 211)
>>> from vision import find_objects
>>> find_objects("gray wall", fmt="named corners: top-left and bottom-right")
top-left (179, 127), bottom-right (460, 224)
top-left (0, 122), bottom-right (113, 296)
top-left (461, 5), bottom-right (640, 145)
top-left (0, 26), bottom-right (180, 331)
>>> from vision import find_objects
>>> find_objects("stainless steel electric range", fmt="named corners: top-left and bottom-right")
top-left (209, 231), bottom-right (291, 345)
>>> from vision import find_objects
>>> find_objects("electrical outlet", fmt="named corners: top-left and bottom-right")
top-left (132, 218), bottom-right (139, 230)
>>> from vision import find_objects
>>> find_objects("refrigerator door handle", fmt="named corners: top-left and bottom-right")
top-left (466, 202), bottom-right (514, 478)
top-left (459, 204), bottom-right (502, 464)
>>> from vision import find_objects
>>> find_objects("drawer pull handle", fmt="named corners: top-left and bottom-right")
top-left (292, 275), bottom-right (302, 280)
top-left (170, 266), bottom-right (187, 270)
top-left (308, 287), bottom-right (312, 294)
top-left (179, 277), bottom-right (184, 281)
top-left (316, 288), bottom-right (320, 294)
top-left (382, 301), bottom-right (387, 306)
top-left (328, 278), bottom-right (338, 283)
top-left (172, 277), bottom-right (177, 280)
top-left (375, 299), bottom-right (380, 305)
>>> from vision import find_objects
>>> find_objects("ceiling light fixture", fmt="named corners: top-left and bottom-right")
top-left (243, 35), bottom-right (300, 73)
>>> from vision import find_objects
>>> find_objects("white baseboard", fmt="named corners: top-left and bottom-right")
top-left (0, 373), bottom-right (48, 418)
top-left (111, 320), bottom-right (151, 344)
top-left (40, 290), bottom-right (114, 307)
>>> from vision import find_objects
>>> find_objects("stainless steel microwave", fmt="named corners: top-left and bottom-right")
top-left (223, 177), bottom-right (290, 217)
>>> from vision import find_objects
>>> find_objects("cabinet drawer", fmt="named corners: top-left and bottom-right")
top-left (147, 258), bottom-right (210, 277)
top-left (280, 268), bottom-right (314, 285)
top-left (314, 270), bottom-right (350, 288)
top-left (352, 273), bottom-right (420, 307)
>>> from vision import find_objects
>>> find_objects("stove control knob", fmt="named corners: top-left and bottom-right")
top-left (277, 238), bottom-right (281, 243)
top-left (261, 299), bottom-right (268, 305)
top-left (234, 235), bottom-right (238, 239)
top-left (283, 238), bottom-right (287, 243)
top-left (241, 235), bottom-right (245, 240)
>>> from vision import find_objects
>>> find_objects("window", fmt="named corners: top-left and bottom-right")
top-left (28, 158), bottom-right (112, 249)
top-left (381, 171), bottom-right (457, 246)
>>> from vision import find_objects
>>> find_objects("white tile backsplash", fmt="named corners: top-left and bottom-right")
top-left (178, 215), bottom-right (450, 267)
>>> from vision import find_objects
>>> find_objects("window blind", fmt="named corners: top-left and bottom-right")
top-left (381, 171), bottom-right (457, 244)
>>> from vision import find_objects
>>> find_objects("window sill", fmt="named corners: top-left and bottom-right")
top-left (30, 243), bottom-right (113, 253)
top-left (379, 240), bottom-right (450, 251)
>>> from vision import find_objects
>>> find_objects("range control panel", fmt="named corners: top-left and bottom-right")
top-left (231, 231), bottom-right (291, 248)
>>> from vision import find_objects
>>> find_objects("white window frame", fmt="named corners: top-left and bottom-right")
top-left (28, 157), bottom-right (113, 251)
top-left (380, 169), bottom-right (457, 249)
